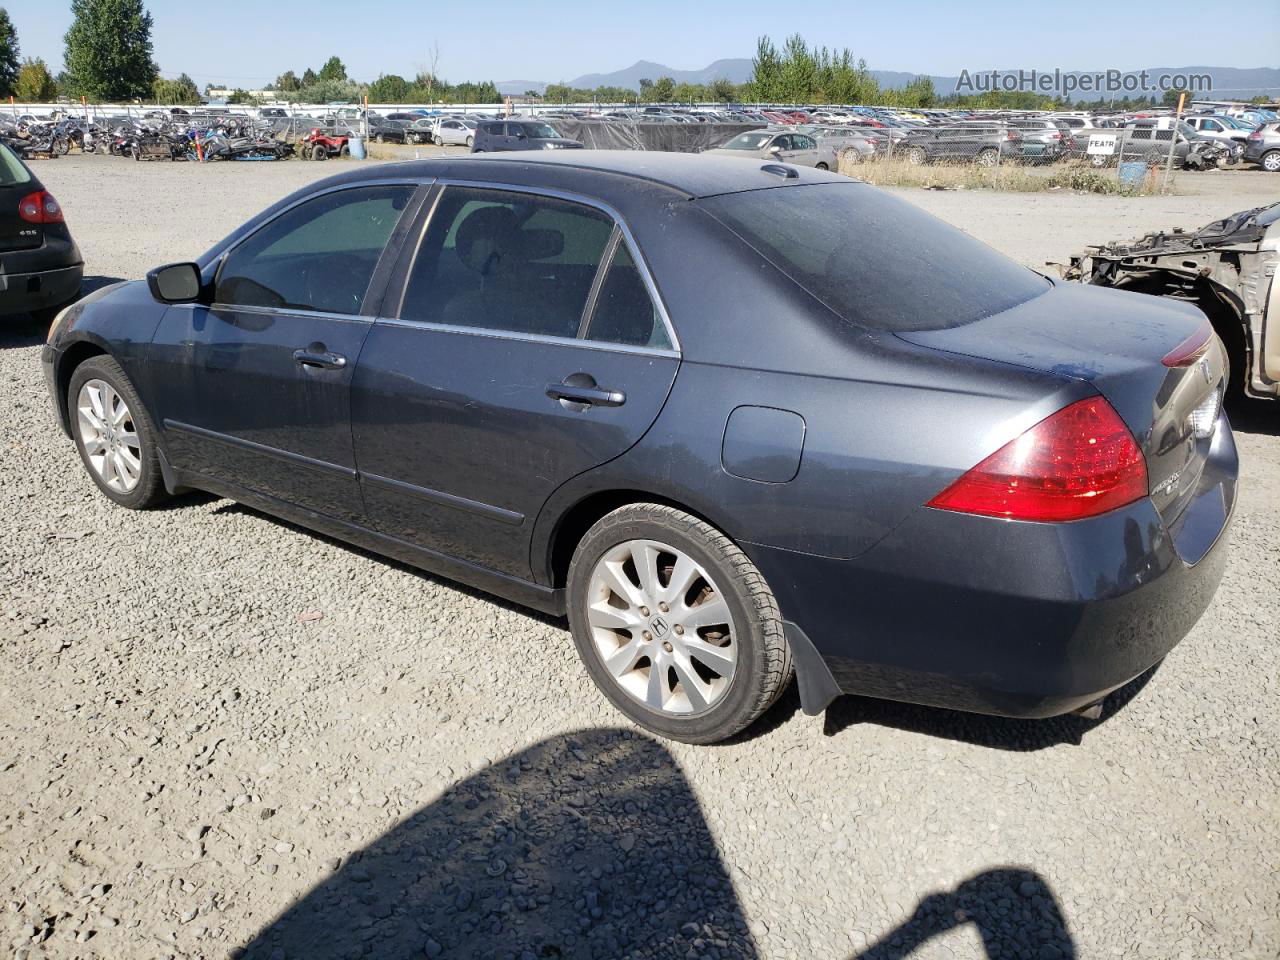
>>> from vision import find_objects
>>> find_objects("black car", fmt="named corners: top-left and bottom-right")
top-left (902, 124), bottom-right (1023, 165)
top-left (472, 120), bottom-right (583, 153)
top-left (369, 119), bottom-right (409, 144)
top-left (1, 142), bottom-right (82, 323)
top-left (42, 152), bottom-right (1234, 743)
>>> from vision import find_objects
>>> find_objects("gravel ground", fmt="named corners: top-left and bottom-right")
top-left (1, 154), bottom-right (1277, 960)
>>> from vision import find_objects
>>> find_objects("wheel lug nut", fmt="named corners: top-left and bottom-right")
top-left (640, 606), bottom-right (650, 617)
top-left (674, 624), bottom-right (684, 635)
top-left (658, 602), bottom-right (669, 613)
top-left (642, 631), bottom-right (652, 641)
top-left (663, 641), bottom-right (673, 652)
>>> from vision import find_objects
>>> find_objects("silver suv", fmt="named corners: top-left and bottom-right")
top-left (1244, 122), bottom-right (1280, 172)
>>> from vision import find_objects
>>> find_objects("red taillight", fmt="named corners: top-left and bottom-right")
top-left (18, 190), bottom-right (63, 224)
top-left (1162, 319), bottom-right (1213, 366)
top-left (927, 397), bottom-right (1148, 522)
top-left (1248, 129), bottom-right (1262, 140)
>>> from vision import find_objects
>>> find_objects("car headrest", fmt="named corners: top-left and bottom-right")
top-left (455, 206), bottom-right (565, 276)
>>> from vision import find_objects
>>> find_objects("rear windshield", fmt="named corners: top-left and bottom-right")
top-left (698, 182), bottom-right (1049, 332)
top-left (0, 143), bottom-right (31, 186)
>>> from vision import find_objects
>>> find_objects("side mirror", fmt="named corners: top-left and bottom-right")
top-left (769, 144), bottom-right (783, 154)
top-left (147, 262), bottom-right (202, 304)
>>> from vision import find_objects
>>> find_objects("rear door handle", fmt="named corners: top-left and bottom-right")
top-left (294, 348), bottom-right (347, 369)
top-left (546, 379), bottom-right (626, 408)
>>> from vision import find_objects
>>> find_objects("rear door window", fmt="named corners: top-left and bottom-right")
top-left (699, 182), bottom-right (1048, 333)
top-left (400, 186), bottom-right (613, 339)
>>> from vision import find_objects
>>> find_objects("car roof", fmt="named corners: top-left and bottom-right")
top-left (319, 150), bottom-right (850, 200)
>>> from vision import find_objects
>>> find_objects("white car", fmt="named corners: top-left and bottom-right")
top-left (432, 117), bottom-right (477, 147)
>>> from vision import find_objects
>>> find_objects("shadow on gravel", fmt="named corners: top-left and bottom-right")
top-left (821, 663), bottom-right (1158, 752)
top-left (0, 275), bottom-right (125, 349)
top-left (232, 727), bottom-right (1078, 960)
top-left (1226, 396), bottom-right (1278, 437)
top-left (233, 728), bottom-right (759, 960)
top-left (853, 868), bottom-right (1077, 960)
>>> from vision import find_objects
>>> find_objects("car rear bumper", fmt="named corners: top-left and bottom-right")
top-left (745, 414), bottom-right (1237, 719)
top-left (0, 262), bottom-right (83, 317)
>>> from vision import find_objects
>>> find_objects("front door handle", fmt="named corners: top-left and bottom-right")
top-left (294, 348), bottom-right (347, 369)
top-left (546, 374), bottom-right (626, 409)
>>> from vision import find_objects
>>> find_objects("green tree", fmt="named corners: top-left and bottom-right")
top-left (152, 71), bottom-right (199, 104)
top-left (638, 77), bottom-right (653, 100)
top-left (227, 88), bottom-right (254, 104)
top-left (650, 75), bottom-right (674, 102)
top-left (368, 73), bottom-right (409, 102)
top-left (63, 0), bottom-right (155, 100)
top-left (0, 7), bottom-right (19, 98)
top-left (750, 36), bottom-right (783, 102)
top-left (301, 67), bottom-right (317, 86)
top-left (709, 76), bottom-right (736, 102)
top-left (671, 81), bottom-right (706, 103)
top-left (318, 56), bottom-right (346, 82)
top-left (15, 57), bottom-right (56, 101)
top-left (1162, 87), bottom-right (1190, 109)
top-left (274, 70), bottom-right (300, 93)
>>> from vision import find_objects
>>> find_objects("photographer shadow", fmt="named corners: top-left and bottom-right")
top-left (235, 728), bottom-right (1076, 960)
top-left (235, 728), bottom-right (757, 960)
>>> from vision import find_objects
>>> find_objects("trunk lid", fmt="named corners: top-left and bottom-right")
top-left (897, 282), bottom-right (1227, 527)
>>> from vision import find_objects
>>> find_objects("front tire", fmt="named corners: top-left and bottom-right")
top-left (567, 504), bottom-right (792, 744)
top-left (906, 146), bottom-right (927, 165)
top-left (1262, 150), bottom-right (1280, 173)
top-left (68, 356), bottom-right (168, 510)
top-left (465, 135), bottom-right (473, 148)
top-left (815, 161), bottom-right (829, 170)
top-left (975, 147), bottom-right (999, 166)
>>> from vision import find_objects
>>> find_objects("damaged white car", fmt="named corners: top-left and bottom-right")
top-left (1064, 202), bottom-right (1280, 400)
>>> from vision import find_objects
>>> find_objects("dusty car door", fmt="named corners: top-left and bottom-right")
top-left (148, 182), bottom-right (423, 523)
top-left (350, 183), bottom-right (680, 579)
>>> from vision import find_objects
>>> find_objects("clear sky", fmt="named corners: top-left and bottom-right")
top-left (5, 0), bottom-right (1277, 87)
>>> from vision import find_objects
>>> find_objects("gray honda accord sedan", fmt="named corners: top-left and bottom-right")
top-left (41, 152), bottom-right (1236, 743)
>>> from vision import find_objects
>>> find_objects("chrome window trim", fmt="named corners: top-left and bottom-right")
top-left (392, 178), bottom-right (682, 355)
top-left (373, 315), bottom-right (680, 359)
top-left (209, 178), bottom-right (427, 316)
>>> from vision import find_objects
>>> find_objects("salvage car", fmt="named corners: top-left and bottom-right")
top-left (704, 130), bottom-right (833, 169)
top-left (1064, 201), bottom-right (1280, 400)
top-left (0, 141), bottom-right (82, 323)
top-left (42, 153), bottom-right (1236, 743)
top-left (1243, 122), bottom-right (1280, 172)
top-left (471, 120), bottom-right (583, 153)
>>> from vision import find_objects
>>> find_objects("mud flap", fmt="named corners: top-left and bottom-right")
top-left (783, 621), bottom-right (842, 716)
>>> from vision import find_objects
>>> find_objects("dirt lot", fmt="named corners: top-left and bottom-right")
top-left (1, 153), bottom-right (1277, 960)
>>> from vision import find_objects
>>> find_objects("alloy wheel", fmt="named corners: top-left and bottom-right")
top-left (585, 539), bottom-right (737, 715)
top-left (76, 379), bottom-right (142, 493)
top-left (1264, 151), bottom-right (1280, 172)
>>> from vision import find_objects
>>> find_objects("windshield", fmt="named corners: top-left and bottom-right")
top-left (524, 123), bottom-right (560, 138)
top-left (721, 133), bottom-right (774, 150)
top-left (0, 143), bottom-right (31, 186)
top-left (699, 183), bottom-right (1049, 333)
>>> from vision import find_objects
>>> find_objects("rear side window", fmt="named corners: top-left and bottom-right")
top-left (216, 185), bottom-right (413, 314)
top-left (401, 186), bottom-right (613, 339)
top-left (586, 241), bottom-right (671, 349)
top-left (699, 182), bottom-right (1048, 332)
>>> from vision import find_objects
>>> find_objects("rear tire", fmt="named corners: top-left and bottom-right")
top-left (465, 135), bottom-right (473, 148)
top-left (907, 146), bottom-right (927, 165)
top-left (567, 504), bottom-right (792, 744)
top-left (976, 147), bottom-right (998, 166)
top-left (815, 161), bottom-right (829, 170)
top-left (339, 144), bottom-right (350, 158)
top-left (1262, 150), bottom-right (1280, 173)
top-left (67, 356), bottom-right (168, 510)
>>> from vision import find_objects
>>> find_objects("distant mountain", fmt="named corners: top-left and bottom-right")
top-left (567, 59), bottom-right (753, 90)
top-left (502, 60), bottom-right (1280, 100)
